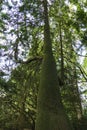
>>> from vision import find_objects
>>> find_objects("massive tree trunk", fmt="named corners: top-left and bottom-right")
top-left (35, 1), bottom-right (73, 130)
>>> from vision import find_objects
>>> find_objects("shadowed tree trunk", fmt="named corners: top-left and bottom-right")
top-left (35, 1), bottom-right (73, 130)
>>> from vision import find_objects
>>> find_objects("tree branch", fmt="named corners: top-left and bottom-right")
top-left (15, 56), bottom-right (43, 64)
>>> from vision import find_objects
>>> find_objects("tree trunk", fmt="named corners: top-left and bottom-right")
top-left (35, 1), bottom-right (73, 130)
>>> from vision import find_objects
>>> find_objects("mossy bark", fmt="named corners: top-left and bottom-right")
top-left (35, 1), bottom-right (73, 130)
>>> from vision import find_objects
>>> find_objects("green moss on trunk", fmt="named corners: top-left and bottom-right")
top-left (36, 52), bottom-right (73, 130)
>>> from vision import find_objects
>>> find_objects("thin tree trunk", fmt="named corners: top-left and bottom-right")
top-left (35, 1), bottom-right (73, 130)
top-left (59, 21), bottom-right (64, 83)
